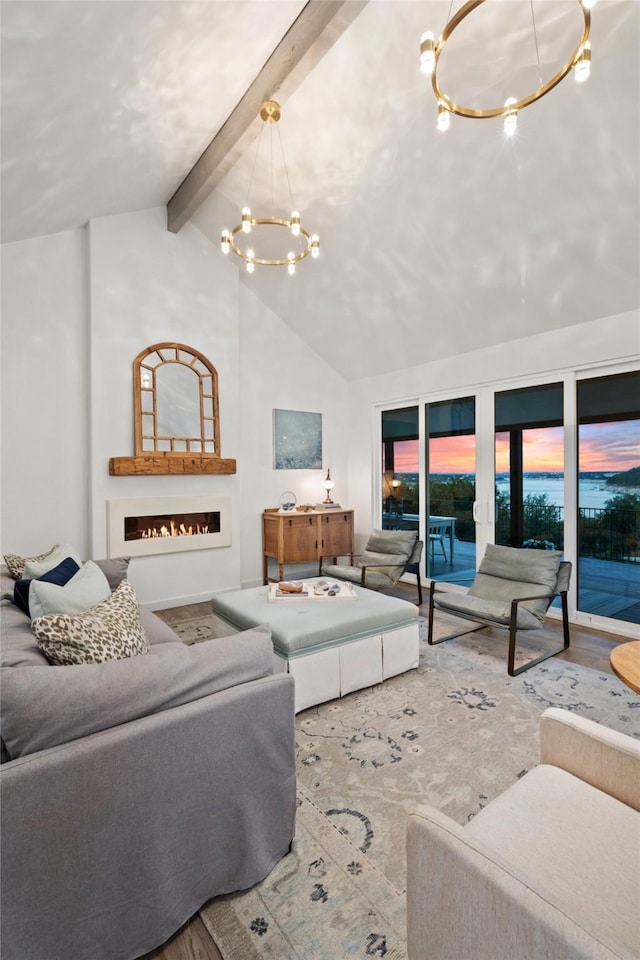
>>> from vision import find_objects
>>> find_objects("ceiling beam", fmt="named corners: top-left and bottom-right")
top-left (167, 0), bottom-right (368, 233)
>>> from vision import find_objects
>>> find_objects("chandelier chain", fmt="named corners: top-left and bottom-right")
top-left (276, 123), bottom-right (296, 215)
top-left (244, 119), bottom-right (265, 210)
top-left (529, 0), bottom-right (544, 89)
top-left (270, 123), bottom-right (275, 214)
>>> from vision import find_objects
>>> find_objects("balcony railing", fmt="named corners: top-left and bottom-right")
top-left (577, 506), bottom-right (639, 562)
top-left (384, 498), bottom-right (640, 563)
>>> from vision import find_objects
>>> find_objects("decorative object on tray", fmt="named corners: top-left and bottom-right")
top-left (268, 578), bottom-right (357, 601)
top-left (277, 491), bottom-right (297, 513)
top-left (277, 581), bottom-right (304, 594)
top-left (297, 504), bottom-right (315, 513)
top-left (273, 409), bottom-right (322, 470)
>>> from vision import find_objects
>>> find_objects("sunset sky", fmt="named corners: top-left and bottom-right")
top-left (389, 420), bottom-right (640, 474)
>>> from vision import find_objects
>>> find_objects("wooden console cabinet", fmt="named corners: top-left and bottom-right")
top-left (263, 508), bottom-right (354, 583)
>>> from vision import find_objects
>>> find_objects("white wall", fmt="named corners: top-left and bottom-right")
top-left (238, 285), bottom-right (349, 586)
top-left (87, 207), bottom-right (242, 606)
top-left (1, 205), bottom-right (350, 605)
top-left (1, 229), bottom-right (89, 557)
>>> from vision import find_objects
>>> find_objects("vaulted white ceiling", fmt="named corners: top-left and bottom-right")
top-left (2, 1), bottom-right (638, 380)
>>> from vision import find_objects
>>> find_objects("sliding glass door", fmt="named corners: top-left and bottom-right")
top-left (380, 399), bottom-right (477, 581)
top-left (577, 372), bottom-right (640, 625)
top-left (426, 397), bottom-right (476, 581)
top-left (381, 406), bottom-right (419, 533)
top-left (377, 368), bottom-right (639, 633)
top-left (494, 383), bottom-right (564, 551)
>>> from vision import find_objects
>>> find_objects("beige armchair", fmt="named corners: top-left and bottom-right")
top-left (406, 708), bottom-right (640, 960)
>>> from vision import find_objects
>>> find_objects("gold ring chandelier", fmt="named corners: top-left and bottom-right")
top-left (420, 0), bottom-right (595, 135)
top-left (221, 100), bottom-right (319, 274)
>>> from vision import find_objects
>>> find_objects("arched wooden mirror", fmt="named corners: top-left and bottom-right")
top-left (109, 342), bottom-right (236, 476)
top-left (135, 343), bottom-right (219, 455)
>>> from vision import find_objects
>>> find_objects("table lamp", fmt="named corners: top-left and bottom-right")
top-left (323, 469), bottom-right (335, 504)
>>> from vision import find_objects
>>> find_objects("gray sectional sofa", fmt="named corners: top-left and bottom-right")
top-left (0, 562), bottom-right (296, 960)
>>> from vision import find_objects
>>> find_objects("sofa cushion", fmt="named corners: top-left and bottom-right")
top-left (32, 580), bottom-right (150, 665)
top-left (0, 624), bottom-right (274, 759)
top-left (13, 557), bottom-right (81, 617)
top-left (94, 556), bottom-right (130, 591)
top-left (139, 607), bottom-right (185, 647)
top-left (1, 598), bottom-right (50, 668)
top-left (29, 561), bottom-right (111, 619)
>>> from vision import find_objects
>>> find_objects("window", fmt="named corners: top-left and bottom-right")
top-left (381, 407), bottom-right (419, 529)
top-left (495, 383), bottom-right (564, 550)
top-left (577, 372), bottom-right (640, 624)
top-left (426, 397), bottom-right (476, 579)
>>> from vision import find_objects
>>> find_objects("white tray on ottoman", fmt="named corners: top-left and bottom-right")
top-left (210, 580), bottom-right (420, 712)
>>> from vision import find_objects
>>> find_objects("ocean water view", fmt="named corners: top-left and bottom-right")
top-left (496, 474), bottom-right (639, 510)
top-left (395, 472), bottom-right (640, 511)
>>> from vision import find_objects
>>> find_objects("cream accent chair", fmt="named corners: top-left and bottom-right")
top-left (406, 708), bottom-right (640, 960)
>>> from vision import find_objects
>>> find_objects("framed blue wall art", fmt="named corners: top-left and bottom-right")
top-left (273, 409), bottom-right (322, 470)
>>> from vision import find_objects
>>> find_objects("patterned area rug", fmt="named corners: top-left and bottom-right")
top-left (168, 614), bottom-right (214, 645)
top-left (196, 615), bottom-right (640, 960)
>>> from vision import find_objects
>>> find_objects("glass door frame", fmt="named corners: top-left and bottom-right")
top-left (484, 361), bottom-right (638, 639)
top-left (374, 359), bottom-right (638, 640)
top-left (573, 364), bottom-right (640, 634)
top-left (376, 385), bottom-right (490, 588)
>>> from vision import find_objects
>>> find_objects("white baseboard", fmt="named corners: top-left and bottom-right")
top-left (139, 584), bottom-right (242, 611)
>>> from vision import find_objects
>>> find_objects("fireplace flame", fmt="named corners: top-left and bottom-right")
top-left (141, 520), bottom-right (210, 538)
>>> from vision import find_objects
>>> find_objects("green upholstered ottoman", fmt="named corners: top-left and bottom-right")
top-left (210, 582), bottom-right (420, 712)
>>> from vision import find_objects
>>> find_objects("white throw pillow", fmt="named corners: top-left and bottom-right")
top-left (23, 543), bottom-right (82, 579)
top-left (29, 560), bottom-right (111, 619)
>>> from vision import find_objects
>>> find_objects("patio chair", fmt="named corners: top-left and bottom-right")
top-left (429, 522), bottom-right (450, 562)
top-left (320, 528), bottom-right (423, 605)
top-left (427, 543), bottom-right (571, 675)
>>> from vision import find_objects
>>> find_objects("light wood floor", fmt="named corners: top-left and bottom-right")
top-left (141, 589), bottom-right (629, 960)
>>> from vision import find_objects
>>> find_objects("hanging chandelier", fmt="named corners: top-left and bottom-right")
top-left (420, 0), bottom-right (596, 136)
top-left (220, 100), bottom-right (319, 274)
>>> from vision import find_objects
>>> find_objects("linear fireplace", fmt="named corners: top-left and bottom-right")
top-left (107, 496), bottom-right (231, 558)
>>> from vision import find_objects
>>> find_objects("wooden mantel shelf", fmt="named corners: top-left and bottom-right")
top-left (109, 456), bottom-right (237, 476)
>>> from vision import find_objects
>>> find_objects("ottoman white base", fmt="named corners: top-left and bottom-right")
top-left (273, 623), bottom-right (419, 712)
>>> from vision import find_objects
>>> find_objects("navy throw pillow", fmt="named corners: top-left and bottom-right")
top-left (13, 557), bottom-right (81, 617)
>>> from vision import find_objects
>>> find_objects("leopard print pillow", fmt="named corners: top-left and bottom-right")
top-left (32, 579), bottom-right (150, 665)
top-left (4, 545), bottom-right (60, 580)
